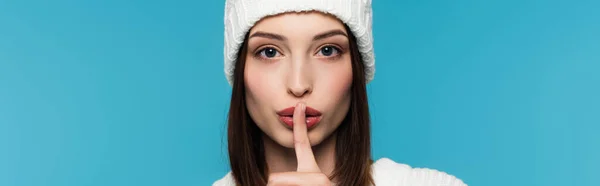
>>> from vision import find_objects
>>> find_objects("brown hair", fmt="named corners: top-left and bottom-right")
top-left (227, 24), bottom-right (374, 186)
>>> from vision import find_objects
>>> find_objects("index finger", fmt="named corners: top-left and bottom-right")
top-left (293, 102), bottom-right (321, 172)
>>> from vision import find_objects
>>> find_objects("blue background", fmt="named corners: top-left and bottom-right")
top-left (1, 0), bottom-right (598, 185)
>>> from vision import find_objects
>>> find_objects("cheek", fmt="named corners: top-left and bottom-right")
top-left (315, 58), bottom-right (353, 122)
top-left (244, 59), bottom-right (279, 125)
top-left (244, 62), bottom-right (266, 110)
top-left (306, 58), bottom-right (353, 144)
top-left (319, 60), bottom-right (353, 103)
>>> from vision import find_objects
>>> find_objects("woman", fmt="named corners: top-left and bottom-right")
top-left (215, 0), bottom-right (467, 185)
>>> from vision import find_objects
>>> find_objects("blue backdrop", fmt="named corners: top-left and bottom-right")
top-left (1, 0), bottom-right (598, 185)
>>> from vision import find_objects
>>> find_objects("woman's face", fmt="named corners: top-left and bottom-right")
top-left (244, 12), bottom-right (353, 148)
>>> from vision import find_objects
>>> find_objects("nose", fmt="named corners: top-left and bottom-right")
top-left (286, 58), bottom-right (313, 98)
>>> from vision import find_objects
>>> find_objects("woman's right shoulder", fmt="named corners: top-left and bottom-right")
top-left (212, 171), bottom-right (235, 186)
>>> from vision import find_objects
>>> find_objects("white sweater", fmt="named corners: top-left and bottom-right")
top-left (213, 158), bottom-right (467, 186)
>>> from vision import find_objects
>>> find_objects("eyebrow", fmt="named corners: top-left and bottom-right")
top-left (248, 29), bottom-right (348, 41)
top-left (249, 32), bottom-right (287, 41)
top-left (313, 29), bottom-right (348, 41)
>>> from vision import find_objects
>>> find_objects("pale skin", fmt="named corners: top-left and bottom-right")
top-left (266, 102), bottom-right (332, 185)
top-left (244, 12), bottom-right (353, 185)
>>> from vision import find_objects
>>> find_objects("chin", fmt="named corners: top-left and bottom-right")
top-left (272, 135), bottom-right (296, 149)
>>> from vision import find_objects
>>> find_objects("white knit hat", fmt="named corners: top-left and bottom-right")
top-left (224, 0), bottom-right (375, 85)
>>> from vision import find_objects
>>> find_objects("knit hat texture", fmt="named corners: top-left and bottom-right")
top-left (224, 0), bottom-right (375, 85)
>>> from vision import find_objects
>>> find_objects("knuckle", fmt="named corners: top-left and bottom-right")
top-left (315, 174), bottom-right (331, 186)
top-left (267, 173), bottom-right (280, 183)
top-left (294, 138), bottom-right (308, 145)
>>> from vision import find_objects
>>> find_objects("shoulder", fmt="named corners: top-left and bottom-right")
top-left (212, 171), bottom-right (235, 186)
top-left (372, 158), bottom-right (467, 186)
top-left (213, 158), bottom-right (467, 186)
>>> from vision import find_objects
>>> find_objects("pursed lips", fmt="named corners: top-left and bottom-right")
top-left (276, 106), bottom-right (323, 128)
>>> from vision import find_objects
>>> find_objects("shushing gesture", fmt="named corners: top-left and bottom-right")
top-left (267, 102), bottom-right (333, 186)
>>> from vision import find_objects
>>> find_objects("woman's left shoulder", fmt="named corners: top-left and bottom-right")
top-left (371, 157), bottom-right (468, 186)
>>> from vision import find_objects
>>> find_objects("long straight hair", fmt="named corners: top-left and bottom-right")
top-left (227, 24), bottom-right (374, 186)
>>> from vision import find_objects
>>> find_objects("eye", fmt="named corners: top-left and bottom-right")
top-left (257, 47), bottom-right (282, 58)
top-left (317, 46), bottom-right (341, 57)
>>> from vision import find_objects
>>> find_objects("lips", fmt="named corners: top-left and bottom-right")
top-left (276, 106), bottom-right (322, 129)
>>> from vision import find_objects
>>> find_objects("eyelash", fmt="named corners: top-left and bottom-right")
top-left (253, 45), bottom-right (344, 61)
top-left (315, 45), bottom-right (344, 60)
top-left (254, 46), bottom-right (283, 61)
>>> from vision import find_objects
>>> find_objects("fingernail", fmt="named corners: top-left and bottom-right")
top-left (301, 102), bottom-right (306, 112)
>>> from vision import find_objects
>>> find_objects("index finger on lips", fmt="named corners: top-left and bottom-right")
top-left (293, 102), bottom-right (320, 172)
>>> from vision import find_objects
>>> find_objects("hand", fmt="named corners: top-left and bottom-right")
top-left (267, 102), bottom-right (333, 186)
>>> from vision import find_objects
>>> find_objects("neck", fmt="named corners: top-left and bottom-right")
top-left (263, 131), bottom-right (337, 177)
